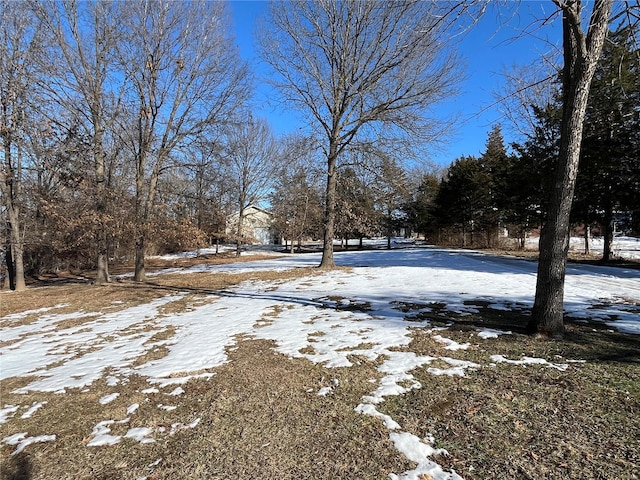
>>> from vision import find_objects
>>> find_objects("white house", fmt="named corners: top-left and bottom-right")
top-left (226, 205), bottom-right (279, 245)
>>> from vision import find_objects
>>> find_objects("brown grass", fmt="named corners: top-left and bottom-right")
top-left (1, 253), bottom-right (639, 479)
top-left (0, 340), bottom-right (411, 480)
top-left (380, 306), bottom-right (640, 480)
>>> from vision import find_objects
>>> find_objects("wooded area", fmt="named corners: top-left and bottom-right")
top-left (2, 0), bottom-right (639, 339)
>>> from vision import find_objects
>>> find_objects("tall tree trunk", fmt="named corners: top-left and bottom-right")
top-left (236, 205), bottom-right (245, 257)
top-left (4, 216), bottom-right (25, 291)
top-left (530, 0), bottom-right (612, 337)
top-left (96, 237), bottom-right (110, 284)
top-left (134, 152), bottom-right (147, 282)
top-left (133, 145), bottom-right (162, 282)
top-left (320, 146), bottom-right (338, 269)
top-left (1, 143), bottom-right (26, 291)
top-left (4, 237), bottom-right (14, 290)
top-left (11, 229), bottom-right (26, 291)
top-left (94, 139), bottom-right (110, 285)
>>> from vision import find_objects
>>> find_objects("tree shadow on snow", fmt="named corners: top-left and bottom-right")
top-left (142, 276), bottom-right (639, 366)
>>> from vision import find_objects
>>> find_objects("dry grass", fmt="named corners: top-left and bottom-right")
top-left (1, 253), bottom-right (639, 479)
top-left (0, 340), bottom-right (411, 480)
top-left (381, 306), bottom-right (640, 480)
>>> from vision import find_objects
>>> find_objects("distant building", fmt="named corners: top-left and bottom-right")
top-left (226, 205), bottom-right (280, 245)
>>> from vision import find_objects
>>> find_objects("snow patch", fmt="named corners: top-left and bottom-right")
top-left (490, 354), bottom-right (569, 371)
top-left (477, 328), bottom-right (512, 339)
top-left (99, 393), bottom-right (120, 405)
top-left (2, 432), bottom-right (56, 456)
top-left (21, 401), bottom-right (47, 419)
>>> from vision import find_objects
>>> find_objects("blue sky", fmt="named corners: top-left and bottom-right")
top-left (229, 1), bottom-right (562, 167)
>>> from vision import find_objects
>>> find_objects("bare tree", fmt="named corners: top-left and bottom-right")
top-left (0, 1), bottom-right (45, 290)
top-left (179, 136), bottom-right (231, 250)
top-left (259, 0), bottom-right (472, 268)
top-left (270, 134), bottom-right (324, 253)
top-left (223, 117), bottom-right (278, 256)
top-left (498, 62), bottom-right (562, 140)
top-left (34, 0), bottom-right (125, 285)
top-left (529, 0), bottom-right (614, 337)
top-left (371, 156), bottom-right (411, 250)
top-left (117, 0), bottom-right (249, 281)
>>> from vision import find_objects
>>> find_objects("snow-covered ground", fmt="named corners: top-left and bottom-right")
top-left (1, 244), bottom-right (639, 479)
top-left (527, 235), bottom-right (640, 260)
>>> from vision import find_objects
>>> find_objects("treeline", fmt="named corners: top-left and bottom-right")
top-left (428, 26), bottom-right (639, 256)
top-left (1, 1), bottom-right (638, 291)
top-left (264, 24), bottom-right (640, 255)
top-left (1, 1), bottom-right (258, 288)
top-left (296, 26), bottom-right (640, 257)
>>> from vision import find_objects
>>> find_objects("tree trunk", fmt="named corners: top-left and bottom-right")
top-left (4, 216), bottom-right (26, 291)
top-left (236, 205), bottom-right (245, 257)
top-left (1, 141), bottom-right (26, 291)
top-left (602, 205), bottom-right (613, 261)
top-left (94, 187), bottom-right (110, 284)
top-left (320, 147), bottom-right (338, 269)
top-left (96, 240), bottom-right (110, 284)
top-left (134, 161), bottom-right (146, 282)
top-left (4, 237), bottom-right (13, 290)
top-left (584, 225), bottom-right (590, 255)
top-left (134, 231), bottom-right (145, 282)
top-left (530, 0), bottom-right (612, 337)
top-left (93, 110), bottom-right (110, 284)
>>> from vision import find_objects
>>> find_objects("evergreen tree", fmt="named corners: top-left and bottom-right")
top-left (270, 161), bottom-right (324, 252)
top-left (479, 125), bottom-right (512, 247)
top-left (510, 104), bottom-right (562, 248)
top-left (574, 25), bottom-right (640, 259)
top-left (406, 173), bottom-right (440, 241)
top-left (334, 167), bottom-right (377, 248)
top-left (435, 155), bottom-right (489, 247)
top-left (371, 157), bottom-right (412, 249)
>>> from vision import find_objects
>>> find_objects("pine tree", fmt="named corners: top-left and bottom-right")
top-left (435, 156), bottom-right (489, 247)
top-left (334, 167), bottom-right (377, 248)
top-left (479, 125), bottom-right (512, 247)
top-left (574, 25), bottom-right (640, 259)
top-left (407, 173), bottom-right (440, 241)
top-left (509, 104), bottom-right (562, 248)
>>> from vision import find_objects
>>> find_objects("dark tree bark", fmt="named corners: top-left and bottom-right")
top-left (1, 144), bottom-right (26, 291)
top-left (320, 145), bottom-right (338, 269)
top-left (529, 0), bottom-right (613, 337)
top-left (602, 203), bottom-right (614, 261)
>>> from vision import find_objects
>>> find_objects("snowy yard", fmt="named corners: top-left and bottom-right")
top-left (1, 244), bottom-right (639, 479)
